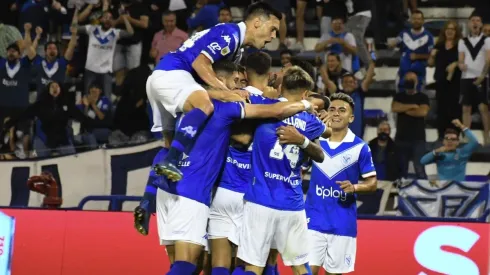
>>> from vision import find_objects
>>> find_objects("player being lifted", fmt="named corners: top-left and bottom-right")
top-left (236, 67), bottom-right (332, 275)
top-left (147, 2), bottom-right (282, 181)
top-left (306, 93), bottom-right (377, 275)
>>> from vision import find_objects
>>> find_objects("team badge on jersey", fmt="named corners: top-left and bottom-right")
top-left (221, 46), bottom-right (230, 56)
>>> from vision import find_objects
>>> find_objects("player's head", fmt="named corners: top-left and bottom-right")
top-left (243, 2), bottom-right (282, 49)
top-left (328, 93), bottom-right (355, 131)
top-left (469, 13), bottom-right (483, 34)
top-left (162, 11), bottom-right (177, 32)
top-left (236, 64), bottom-right (248, 88)
top-left (212, 60), bottom-right (239, 90)
top-left (341, 73), bottom-right (358, 93)
top-left (101, 11), bottom-right (114, 29)
top-left (411, 10), bottom-right (424, 30)
top-left (245, 51), bottom-right (272, 77)
top-left (280, 66), bottom-right (314, 98)
top-left (307, 92), bottom-right (330, 112)
top-left (219, 6), bottom-right (233, 23)
top-left (443, 128), bottom-right (460, 150)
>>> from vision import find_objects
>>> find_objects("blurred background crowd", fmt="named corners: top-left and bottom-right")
top-left (0, 0), bottom-right (489, 183)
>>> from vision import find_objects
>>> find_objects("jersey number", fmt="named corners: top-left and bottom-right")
top-left (269, 140), bottom-right (300, 169)
top-left (179, 29), bottom-right (211, 52)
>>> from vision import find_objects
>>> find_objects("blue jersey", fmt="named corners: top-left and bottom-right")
top-left (155, 22), bottom-right (245, 74)
top-left (396, 27), bottom-right (434, 87)
top-left (158, 100), bottom-right (244, 205)
top-left (244, 98), bottom-right (327, 211)
top-left (305, 130), bottom-right (376, 237)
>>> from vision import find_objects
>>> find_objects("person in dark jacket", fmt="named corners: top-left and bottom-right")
top-left (3, 81), bottom-right (95, 158)
top-left (368, 120), bottom-right (400, 181)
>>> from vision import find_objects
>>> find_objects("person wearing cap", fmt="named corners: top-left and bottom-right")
top-left (391, 71), bottom-right (430, 179)
top-left (338, 60), bottom-right (375, 138)
top-left (79, 81), bottom-right (112, 148)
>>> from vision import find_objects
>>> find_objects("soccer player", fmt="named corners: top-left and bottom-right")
top-left (305, 93), bottom-right (377, 275)
top-left (236, 67), bottom-right (332, 275)
top-left (147, 2), bottom-right (282, 181)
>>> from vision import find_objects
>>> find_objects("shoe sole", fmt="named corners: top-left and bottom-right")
top-left (134, 207), bottom-right (149, 236)
top-left (153, 165), bottom-right (183, 182)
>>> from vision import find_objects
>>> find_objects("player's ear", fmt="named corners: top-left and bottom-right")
top-left (349, 114), bottom-right (355, 124)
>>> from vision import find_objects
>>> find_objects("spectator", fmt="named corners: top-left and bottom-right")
top-left (458, 13), bottom-right (490, 145)
top-left (236, 64), bottom-right (248, 89)
top-left (279, 49), bottom-right (293, 67)
top-left (391, 72), bottom-right (430, 179)
top-left (262, 0), bottom-right (287, 50)
top-left (2, 81), bottom-right (95, 158)
top-left (420, 119), bottom-right (479, 182)
top-left (428, 20), bottom-right (462, 140)
top-left (368, 120), bottom-right (400, 181)
top-left (389, 10), bottom-right (434, 93)
top-left (31, 23), bottom-right (77, 94)
top-left (79, 82), bottom-right (112, 148)
top-left (314, 15), bottom-right (358, 73)
top-left (339, 61), bottom-right (375, 138)
top-left (484, 24), bottom-right (490, 36)
top-left (317, 0), bottom-right (347, 44)
top-left (0, 22), bottom-right (23, 58)
top-left (187, 0), bottom-right (224, 31)
top-left (112, 0), bottom-right (149, 87)
top-left (150, 11), bottom-right (188, 64)
top-left (110, 65), bottom-right (151, 146)
top-left (218, 6), bottom-right (232, 23)
top-left (77, 0), bottom-right (110, 25)
top-left (74, 10), bottom-right (134, 99)
top-left (319, 52), bottom-right (349, 94)
top-left (345, 0), bottom-right (372, 69)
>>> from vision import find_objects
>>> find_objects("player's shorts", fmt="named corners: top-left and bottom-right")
top-left (308, 230), bottom-right (357, 274)
top-left (146, 70), bottom-right (205, 131)
top-left (156, 189), bottom-right (209, 247)
top-left (237, 202), bottom-right (309, 267)
top-left (460, 77), bottom-right (488, 106)
top-left (208, 187), bottom-right (245, 245)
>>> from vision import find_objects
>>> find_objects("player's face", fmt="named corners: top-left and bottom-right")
top-left (219, 10), bottom-right (232, 23)
top-left (411, 14), bottom-right (424, 30)
top-left (327, 100), bottom-right (354, 130)
top-left (225, 71), bottom-right (240, 90)
top-left (163, 14), bottom-right (177, 32)
top-left (237, 72), bottom-right (248, 88)
top-left (251, 16), bottom-right (280, 49)
top-left (443, 133), bottom-right (459, 150)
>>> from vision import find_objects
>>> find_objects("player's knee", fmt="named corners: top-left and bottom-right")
top-left (197, 100), bottom-right (214, 116)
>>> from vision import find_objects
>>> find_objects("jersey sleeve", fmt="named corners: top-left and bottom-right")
top-left (248, 94), bottom-right (279, 105)
top-left (358, 143), bottom-right (376, 178)
top-left (200, 26), bottom-right (238, 63)
top-left (305, 115), bottom-right (327, 141)
top-left (215, 100), bottom-right (245, 122)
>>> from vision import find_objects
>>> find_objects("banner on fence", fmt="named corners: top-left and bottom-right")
top-left (398, 180), bottom-right (490, 221)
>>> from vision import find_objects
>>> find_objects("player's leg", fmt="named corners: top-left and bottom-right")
top-left (148, 70), bottom-right (214, 181)
top-left (236, 202), bottom-right (276, 275)
top-left (263, 249), bottom-right (279, 275)
top-left (307, 230), bottom-right (328, 275)
top-left (323, 234), bottom-right (357, 275)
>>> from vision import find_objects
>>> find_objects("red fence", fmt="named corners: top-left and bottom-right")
top-left (2, 209), bottom-right (489, 275)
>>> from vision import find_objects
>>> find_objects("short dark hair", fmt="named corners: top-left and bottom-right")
top-left (244, 2), bottom-right (282, 21)
top-left (308, 92), bottom-right (330, 110)
top-left (282, 66), bottom-right (314, 92)
top-left (330, 92), bottom-right (355, 111)
top-left (162, 10), bottom-right (176, 17)
top-left (236, 64), bottom-right (246, 74)
top-left (327, 52), bottom-right (341, 62)
top-left (219, 6), bottom-right (231, 14)
top-left (212, 60), bottom-right (237, 75)
top-left (331, 15), bottom-right (346, 22)
top-left (412, 9), bottom-right (424, 18)
top-left (245, 51), bottom-right (272, 75)
top-left (44, 41), bottom-right (59, 52)
top-left (290, 58), bottom-right (315, 80)
top-left (280, 49), bottom-right (293, 57)
top-left (444, 128), bottom-right (460, 136)
top-left (470, 11), bottom-right (482, 20)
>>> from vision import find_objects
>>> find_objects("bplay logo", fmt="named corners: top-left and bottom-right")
top-left (414, 225), bottom-right (480, 275)
top-left (316, 185), bottom-right (347, 201)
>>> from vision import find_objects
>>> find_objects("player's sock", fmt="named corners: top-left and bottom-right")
top-left (231, 266), bottom-right (245, 275)
top-left (211, 267), bottom-right (230, 275)
top-left (166, 108), bottom-right (208, 164)
top-left (274, 265), bottom-right (279, 275)
top-left (304, 262), bottom-right (312, 274)
top-left (263, 265), bottom-right (276, 275)
top-left (244, 272), bottom-right (256, 275)
top-left (167, 261), bottom-right (196, 275)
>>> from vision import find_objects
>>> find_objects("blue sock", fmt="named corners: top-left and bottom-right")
top-left (274, 265), bottom-right (279, 275)
top-left (231, 266), bottom-right (246, 275)
top-left (212, 267), bottom-right (230, 275)
top-left (244, 272), bottom-right (256, 275)
top-left (263, 265), bottom-right (276, 275)
top-left (166, 108), bottom-right (208, 164)
top-left (167, 261), bottom-right (196, 275)
top-left (304, 262), bottom-right (311, 274)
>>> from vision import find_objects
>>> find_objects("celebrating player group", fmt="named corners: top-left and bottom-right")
top-left (134, 2), bottom-right (377, 275)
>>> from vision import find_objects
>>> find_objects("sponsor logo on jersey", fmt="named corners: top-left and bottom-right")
top-left (316, 185), bottom-right (348, 201)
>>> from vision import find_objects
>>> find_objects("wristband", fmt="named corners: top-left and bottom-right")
top-left (301, 100), bottom-right (312, 111)
top-left (299, 137), bottom-right (310, 149)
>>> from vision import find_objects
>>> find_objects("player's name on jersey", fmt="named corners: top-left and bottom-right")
top-left (282, 117), bottom-right (307, 131)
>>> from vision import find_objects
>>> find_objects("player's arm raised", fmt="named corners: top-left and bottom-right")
top-left (276, 126), bottom-right (324, 163)
top-left (243, 99), bottom-right (315, 120)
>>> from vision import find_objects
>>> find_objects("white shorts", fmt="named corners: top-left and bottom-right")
top-left (146, 70), bottom-right (205, 131)
top-left (208, 187), bottom-right (245, 245)
top-left (308, 230), bottom-right (357, 274)
top-left (237, 202), bottom-right (309, 267)
top-left (156, 189), bottom-right (209, 247)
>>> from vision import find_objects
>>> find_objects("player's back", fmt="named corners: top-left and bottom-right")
top-left (159, 99), bottom-right (244, 205)
top-left (305, 130), bottom-right (374, 237)
top-left (155, 23), bottom-right (243, 73)
top-left (244, 104), bottom-right (326, 211)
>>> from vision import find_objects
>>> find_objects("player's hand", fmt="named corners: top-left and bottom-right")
top-left (263, 86), bottom-right (280, 99)
top-left (276, 125), bottom-right (305, 145)
top-left (336, 180), bottom-right (355, 194)
top-left (230, 89), bottom-right (249, 102)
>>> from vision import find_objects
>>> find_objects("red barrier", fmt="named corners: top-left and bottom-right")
top-left (2, 209), bottom-right (489, 275)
